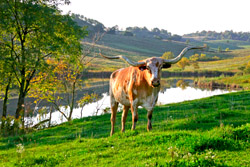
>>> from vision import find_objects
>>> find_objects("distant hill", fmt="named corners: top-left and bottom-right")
top-left (184, 30), bottom-right (250, 42)
top-left (72, 14), bottom-right (106, 37)
top-left (124, 27), bottom-right (182, 41)
top-left (71, 13), bottom-right (181, 41)
top-left (72, 14), bottom-right (250, 44)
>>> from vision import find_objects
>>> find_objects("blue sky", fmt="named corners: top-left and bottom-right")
top-left (59, 0), bottom-right (250, 35)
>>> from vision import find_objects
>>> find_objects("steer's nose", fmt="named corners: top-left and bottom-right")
top-left (152, 79), bottom-right (160, 87)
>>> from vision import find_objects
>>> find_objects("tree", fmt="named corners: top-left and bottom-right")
top-left (124, 31), bottom-right (134, 36)
top-left (200, 53), bottom-right (207, 60)
top-left (78, 93), bottom-right (99, 118)
top-left (107, 25), bottom-right (118, 35)
top-left (177, 57), bottom-right (190, 70)
top-left (218, 46), bottom-right (222, 52)
top-left (245, 61), bottom-right (250, 74)
top-left (0, 0), bottom-right (88, 119)
top-left (0, 64), bottom-right (13, 119)
top-left (161, 51), bottom-right (174, 59)
top-left (212, 56), bottom-right (220, 60)
top-left (29, 34), bottom-right (103, 122)
top-left (189, 54), bottom-right (199, 61)
top-left (29, 59), bottom-right (83, 122)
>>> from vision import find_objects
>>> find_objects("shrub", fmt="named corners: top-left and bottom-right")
top-left (0, 116), bottom-right (22, 136)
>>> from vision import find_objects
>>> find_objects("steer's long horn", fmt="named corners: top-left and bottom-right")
top-left (99, 53), bottom-right (145, 67)
top-left (163, 46), bottom-right (205, 64)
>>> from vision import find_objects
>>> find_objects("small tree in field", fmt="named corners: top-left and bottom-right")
top-left (245, 61), bottom-right (250, 74)
top-left (177, 57), bottom-right (190, 70)
top-left (77, 93), bottom-right (99, 118)
top-left (29, 33), bottom-right (103, 122)
top-left (189, 54), bottom-right (199, 61)
top-left (200, 53), bottom-right (207, 60)
top-left (161, 51), bottom-right (175, 59)
top-left (29, 57), bottom-right (86, 122)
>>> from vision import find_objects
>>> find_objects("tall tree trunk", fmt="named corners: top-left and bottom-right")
top-left (15, 91), bottom-right (25, 119)
top-left (2, 77), bottom-right (12, 118)
top-left (15, 78), bottom-right (25, 119)
top-left (68, 81), bottom-right (76, 121)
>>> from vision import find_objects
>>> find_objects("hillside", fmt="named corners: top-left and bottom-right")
top-left (84, 33), bottom-right (250, 75)
top-left (184, 30), bottom-right (250, 42)
top-left (0, 91), bottom-right (249, 166)
top-left (70, 14), bottom-right (250, 74)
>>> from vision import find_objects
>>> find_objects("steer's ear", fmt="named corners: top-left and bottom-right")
top-left (139, 65), bottom-right (147, 71)
top-left (162, 63), bottom-right (171, 68)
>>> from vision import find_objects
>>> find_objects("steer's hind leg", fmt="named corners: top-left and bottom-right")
top-left (110, 101), bottom-right (118, 136)
top-left (147, 110), bottom-right (153, 131)
top-left (121, 105), bottom-right (129, 132)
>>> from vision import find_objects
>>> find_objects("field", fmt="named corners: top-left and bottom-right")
top-left (86, 34), bottom-right (250, 71)
top-left (0, 91), bottom-right (249, 166)
top-left (84, 34), bottom-right (250, 89)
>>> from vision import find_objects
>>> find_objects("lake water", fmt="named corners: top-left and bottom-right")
top-left (26, 79), bottom-right (235, 127)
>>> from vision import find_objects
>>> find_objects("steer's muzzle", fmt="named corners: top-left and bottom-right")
top-left (152, 79), bottom-right (160, 87)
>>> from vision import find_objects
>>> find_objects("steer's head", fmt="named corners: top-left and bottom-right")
top-left (138, 57), bottom-right (170, 87)
top-left (100, 46), bottom-right (205, 87)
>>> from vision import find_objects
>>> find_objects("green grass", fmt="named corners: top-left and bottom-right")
top-left (1, 91), bottom-right (250, 166)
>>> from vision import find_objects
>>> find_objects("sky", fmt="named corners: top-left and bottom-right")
top-left (59, 0), bottom-right (250, 35)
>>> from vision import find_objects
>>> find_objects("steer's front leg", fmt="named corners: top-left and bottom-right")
top-left (147, 110), bottom-right (153, 131)
top-left (130, 99), bottom-right (138, 130)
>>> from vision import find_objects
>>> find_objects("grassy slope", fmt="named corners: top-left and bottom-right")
top-left (0, 91), bottom-right (249, 166)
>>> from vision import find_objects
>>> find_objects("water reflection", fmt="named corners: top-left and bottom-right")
top-left (29, 85), bottom-right (234, 126)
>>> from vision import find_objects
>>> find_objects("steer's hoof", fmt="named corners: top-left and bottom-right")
top-left (147, 124), bottom-right (152, 131)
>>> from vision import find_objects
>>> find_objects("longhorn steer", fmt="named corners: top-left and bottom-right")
top-left (100, 46), bottom-right (204, 136)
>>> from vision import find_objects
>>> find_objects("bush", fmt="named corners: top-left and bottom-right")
top-left (1, 116), bottom-right (22, 136)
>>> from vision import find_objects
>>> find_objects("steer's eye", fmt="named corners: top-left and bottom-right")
top-left (139, 65), bottom-right (147, 71)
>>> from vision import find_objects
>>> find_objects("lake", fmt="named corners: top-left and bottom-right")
top-left (23, 78), bottom-right (235, 127)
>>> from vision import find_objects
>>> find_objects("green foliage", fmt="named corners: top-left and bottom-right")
top-left (123, 31), bottom-right (134, 36)
top-left (125, 26), bottom-right (171, 39)
top-left (212, 56), bottom-right (220, 60)
top-left (177, 57), bottom-right (190, 70)
top-left (189, 53), bottom-right (200, 61)
top-left (200, 53), bottom-right (206, 60)
top-left (161, 51), bottom-right (175, 59)
top-left (245, 61), bottom-right (250, 74)
top-left (0, 0), bottom-right (88, 118)
top-left (77, 93), bottom-right (99, 108)
top-left (218, 46), bottom-right (222, 52)
top-left (0, 116), bottom-right (22, 136)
